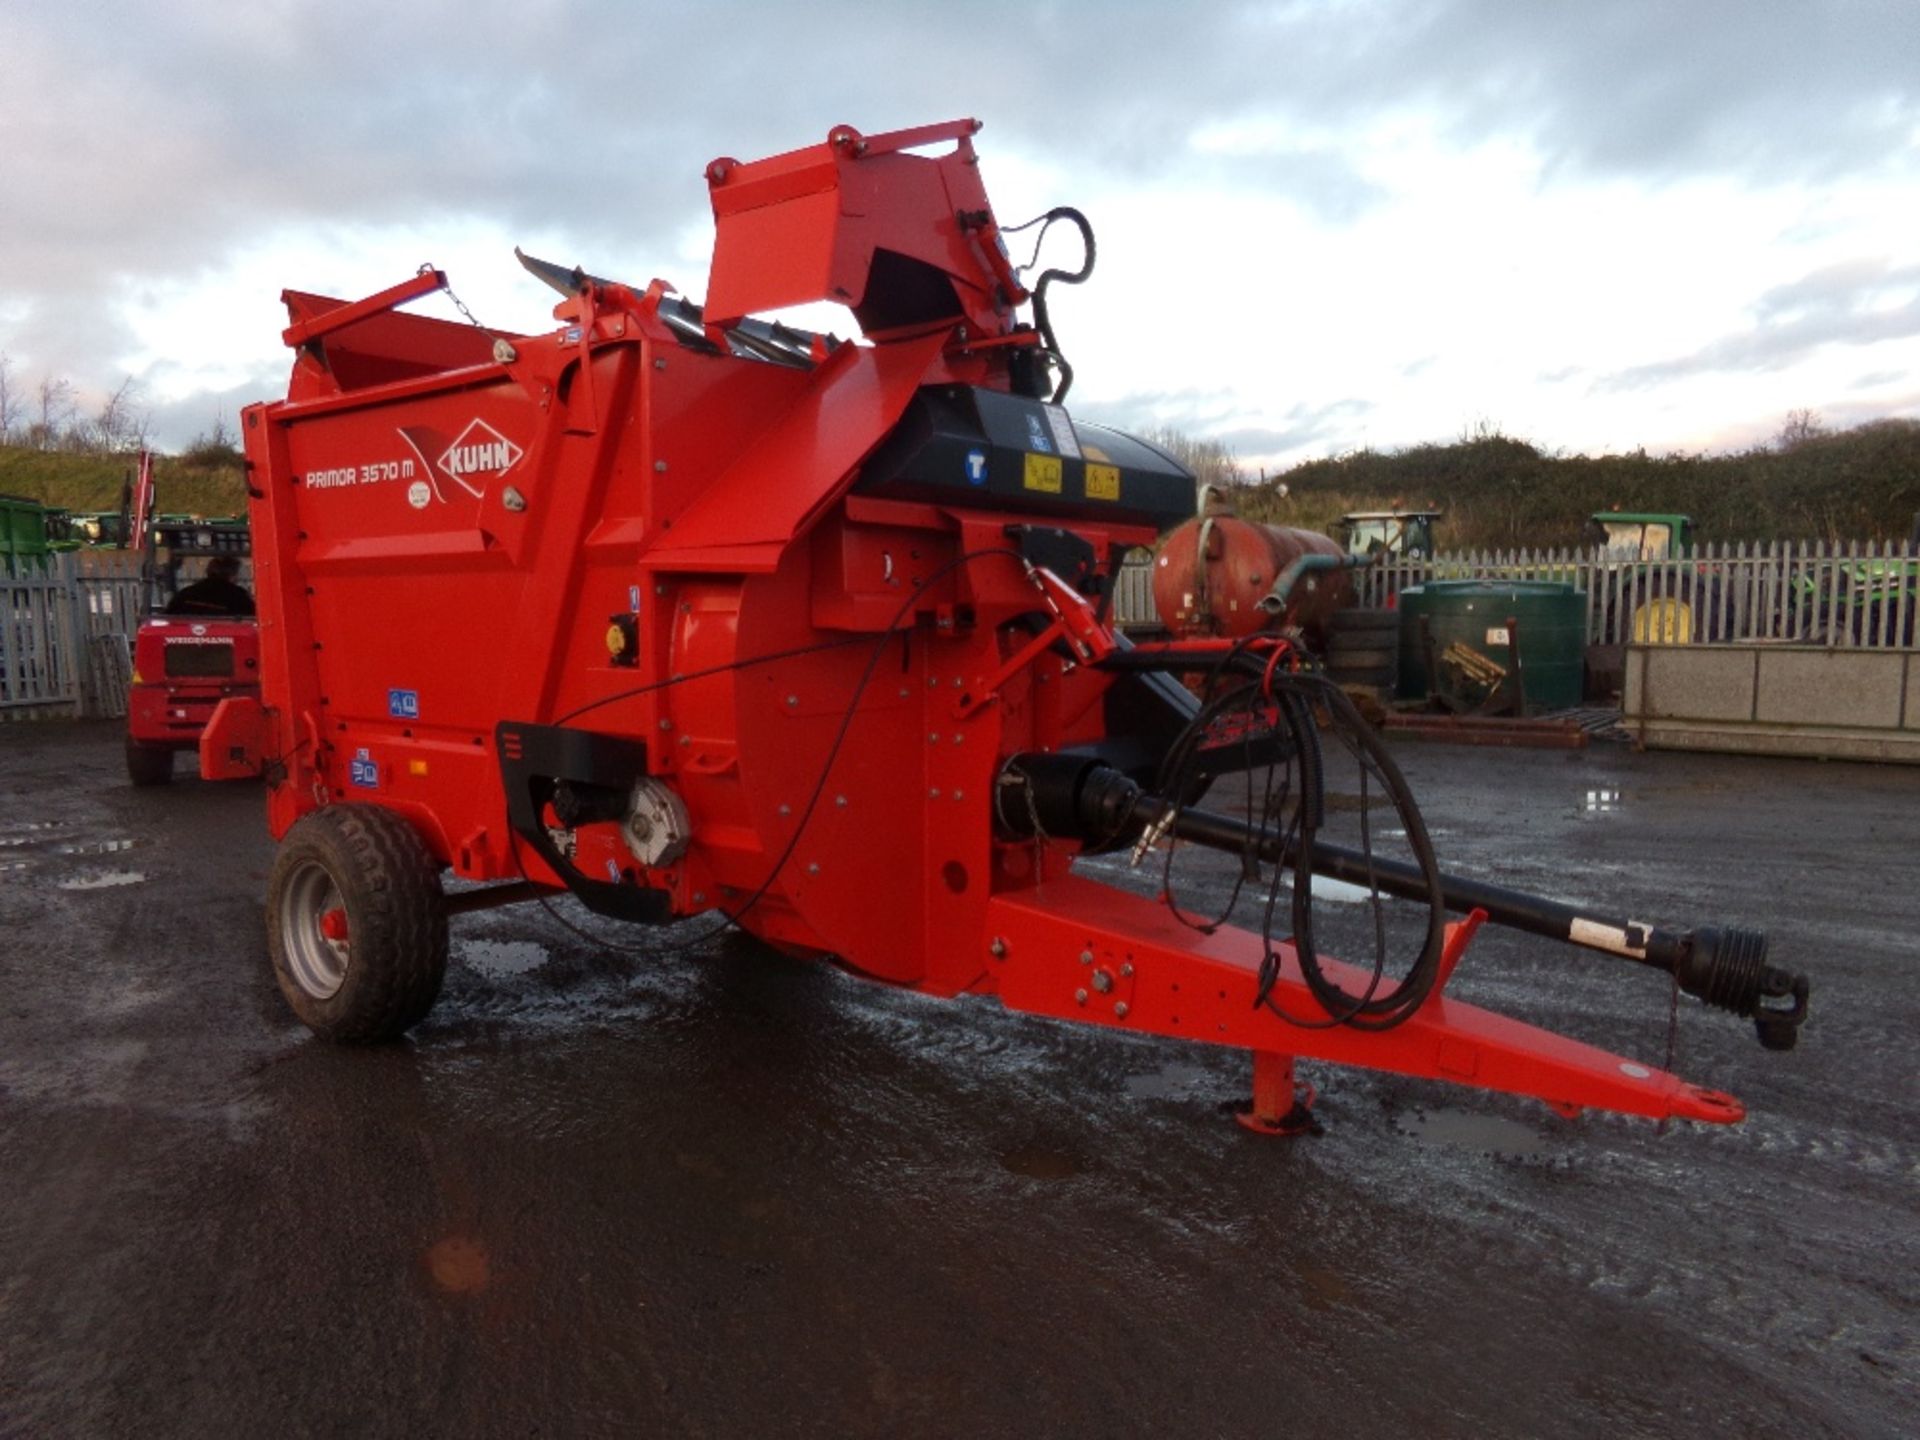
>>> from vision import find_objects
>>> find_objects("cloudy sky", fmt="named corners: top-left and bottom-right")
top-left (2, 0), bottom-right (1915, 468)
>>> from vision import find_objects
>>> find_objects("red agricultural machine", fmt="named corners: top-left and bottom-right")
top-left (127, 516), bottom-right (258, 786)
top-left (205, 119), bottom-right (1807, 1132)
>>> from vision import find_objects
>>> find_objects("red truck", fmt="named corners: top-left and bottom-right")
top-left (126, 520), bottom-right (259, 785)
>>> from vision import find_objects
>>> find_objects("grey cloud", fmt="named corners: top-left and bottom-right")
top-left (8, 1), bottom-right (1911, 288)
top-left (1598, 258), bottom-right (1920, 390)
top-left (1082, 390), bottom-right (1374, 458)
top-left (143, 375), bottom-right (287, 450)
top-left (2, 1), bottom-right (1916, 446)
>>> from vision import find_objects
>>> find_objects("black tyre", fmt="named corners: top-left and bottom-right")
top-left (1330, 607), bottom-right (1398, 637)
top-left (1326, 643), bottom-right (1396, 670)
top-left (125, 738), bottom-right (173, 787)
top-left (266, 804), bottom-right (448, 1042)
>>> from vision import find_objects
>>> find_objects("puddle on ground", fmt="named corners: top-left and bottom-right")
top-left (56, 870), bottom-right (149, 891)
top-left (999, 1144), bottom-right (1081, 1181)
top-left (0, 821), bottom-right (69, 841)
top-left (1397, 1108), bottom-right (1552, 1157)
top-left (1298, 874), bottom-right (1377, 905)
top-left (457, 938), bottom-right (551, 980)
top-left (1124, 1062), bottom-right (1216, 1100)
top-left (1582, 788), bottom-right (1623, 815)
top-left (55, 838), bottom-right (140, 856)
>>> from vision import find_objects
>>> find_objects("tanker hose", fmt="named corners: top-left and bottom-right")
top-left (1256, 553), bottom-right (1368, 617)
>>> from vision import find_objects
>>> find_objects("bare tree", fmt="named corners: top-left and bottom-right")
top-left (183, 413), bottom-right (242, 466)
top-left (1776, 408), bottom-right (1827, 450)
top-left (31, 374), bottom-right (76, 449)
top-left (0, 353), bottom-right (16, 442)
top-left (1141, 425), bottom-right (1245, 494)
top-left (93, 375), bottom-right (149, 453)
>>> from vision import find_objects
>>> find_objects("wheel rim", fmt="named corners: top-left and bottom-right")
top-left (1633, 598), bottom-right (1693, 644)
top-left (281, 859), bottom-right (350, 999)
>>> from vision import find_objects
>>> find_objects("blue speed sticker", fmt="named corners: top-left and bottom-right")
top-left (964, 448), bottom-right (989, 485)
top-left (388, 688), bottom-right (420, 720)
top-left (350, 749), bottom-right (379, 788)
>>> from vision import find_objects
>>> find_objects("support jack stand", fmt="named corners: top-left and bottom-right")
top-left (1234, 1050), bottom-right (1321, 1137)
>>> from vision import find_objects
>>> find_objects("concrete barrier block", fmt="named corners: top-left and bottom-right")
top-left (1632, 646), bottom-right (1755, 721)
top-left (1756, 650), bottom-right (1904, 729)
top-left (1905, 655), bottom-right (1919, 732)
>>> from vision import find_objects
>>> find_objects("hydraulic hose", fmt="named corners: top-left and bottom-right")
top-left (1022, 206), bottom-right (1095, 403)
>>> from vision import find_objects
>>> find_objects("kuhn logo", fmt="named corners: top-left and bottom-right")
top-left (438, 420), bottom-right (523, 486)
top-left (395, 418), bottom-right (525, 504)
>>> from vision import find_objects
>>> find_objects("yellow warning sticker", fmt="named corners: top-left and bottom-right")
top-left (1085, 463), bottom-right (1120, 501)
top-left (1023, 452), bottom-right (1063, 494)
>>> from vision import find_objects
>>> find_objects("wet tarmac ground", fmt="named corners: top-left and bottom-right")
top-left (1, 720), bottom-right (1916, 1438)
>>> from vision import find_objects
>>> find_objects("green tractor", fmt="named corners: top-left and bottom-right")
top-left (1335, 508), bottom-right (1442, 560)
top-left (1587, 511), bottom-right (1695, 564)
top-left (1586, 510), bottom-right (1709, 643)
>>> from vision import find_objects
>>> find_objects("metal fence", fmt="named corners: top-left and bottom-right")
top-left (1353, 539), bottom-right (1919, 648)
top-left (1113, 539), bottom-right (1919, 649)
top-left (0, 551), bottom-right (144, 721)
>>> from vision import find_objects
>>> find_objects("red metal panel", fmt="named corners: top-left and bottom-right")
top-left (642, 330), bottom-right (950, 572)
top-left (984, 876), bottom-right (1742, 1124)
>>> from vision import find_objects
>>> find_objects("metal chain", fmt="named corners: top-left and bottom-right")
top-left (420, 262), bottom-right (486, 330)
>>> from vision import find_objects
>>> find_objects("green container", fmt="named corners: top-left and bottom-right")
top-left (1396, 580), bottom-right (1586, 711)
top-left (1, 492), bottom-right (54, 572)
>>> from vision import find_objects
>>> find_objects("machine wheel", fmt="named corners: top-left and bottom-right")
top-left (125, 738), bottom-right (174, 787)
top-left (1631, 596), bottom-right (1694, 644)
top-left (1325, 610), bottom-right (1400, 690)
top-left (1329, 608), bottom-right (1398, 641)
top-left (266, 805), bottom-right (448, 1042)
top-left (1326, 643), bottom-right (1395, 669)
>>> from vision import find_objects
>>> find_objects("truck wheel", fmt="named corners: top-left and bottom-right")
top-left (266, 805), bottom-right (448, 1042)
top-left (125, 738), bottom-right (173, 787)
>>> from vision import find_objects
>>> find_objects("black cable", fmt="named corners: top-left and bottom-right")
top-left (1139, 646), bottom-right (1446, 1033)
top-left (1275, 674), bottom-right (1445, 1030)
top-left (1010, 206), bottom-right (1095, 403)
top-left (507, 825), bottom-right (731, 959)
top-left (707, 546), bottom-right (1023, 931)
top-left (552, 633), bottom-right (871, 726)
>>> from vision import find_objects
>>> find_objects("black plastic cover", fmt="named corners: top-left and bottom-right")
top-left (857, 386), bottom-right (1196, 529)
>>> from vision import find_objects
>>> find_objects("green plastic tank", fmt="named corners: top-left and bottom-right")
top-left (1396, 580), bottom-right (1586, 711)
top-left (1, 492), bottom-right (54, 573)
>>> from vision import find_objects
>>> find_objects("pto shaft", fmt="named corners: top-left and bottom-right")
top-left (999, 753), bottom-right (1811, 1049)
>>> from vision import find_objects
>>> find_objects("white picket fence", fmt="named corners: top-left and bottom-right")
top-left (0, 552), bottom-right (145, 720)
top-left (1113, 539), bottom-right (1920, 649)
